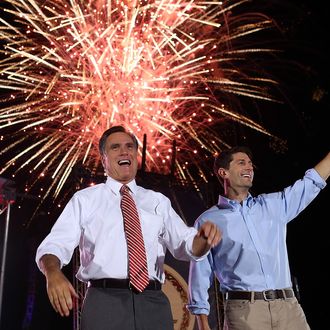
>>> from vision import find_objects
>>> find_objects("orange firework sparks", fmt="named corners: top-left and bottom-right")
top-left (0, 0), bottom-right (282, 202)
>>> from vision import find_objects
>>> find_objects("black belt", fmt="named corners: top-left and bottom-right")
top-left (89, 278), bottom-right (161, 291)
top-left (224, 288), bottom-right (294, 301)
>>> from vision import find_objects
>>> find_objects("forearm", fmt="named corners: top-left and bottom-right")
top-left (39, 254), bottom-right (61, 277)
top-left (314, 152), bottom-right (330, 181)
top-left (196, 314), bottom-right (211, 330)
top-left (192, 221), bottom-right (221, 257)
top-left (192, 236), bottom-right (210, 257)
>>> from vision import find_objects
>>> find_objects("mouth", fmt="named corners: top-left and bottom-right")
top-left (118, 159), bottom-right (131, 166)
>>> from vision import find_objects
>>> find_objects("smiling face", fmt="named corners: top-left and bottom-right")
top-left (218, 152), bottom-right (254, 197)
top-left (101, 131), bottom-right (138, 184)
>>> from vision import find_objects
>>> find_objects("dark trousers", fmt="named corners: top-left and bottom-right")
top-left (81, 287), bottom-right (174, 330)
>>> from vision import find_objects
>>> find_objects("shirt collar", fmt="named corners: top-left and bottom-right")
top-left (105, 176), bottom-right (138, 195)
top-left (218, 193), bottom-right (253, 209)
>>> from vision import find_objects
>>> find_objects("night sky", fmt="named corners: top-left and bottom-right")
top-left (0, 1), bottom-right (329, 330)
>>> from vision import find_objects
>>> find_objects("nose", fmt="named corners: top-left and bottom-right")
top-left (120, 145), bottom-right (129, 154)
top-left (247, 164), bottom-right (253, 170)
top-left (244, 164), bottom-right (254, 173)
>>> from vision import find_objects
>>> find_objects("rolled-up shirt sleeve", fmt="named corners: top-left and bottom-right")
top-left (156, 193), bottom-right (208, 262)
top-left (187, 218), bottom-right (215, 315)
top-left (306, 168), bottom-right (327, 189)
top-left (35, 194), bottom-right (82, 272)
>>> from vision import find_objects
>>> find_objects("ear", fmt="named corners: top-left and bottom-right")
top-left (217, 167), bottom-right (227, 179)
top-left (101, 154), bottom-right (107, 169)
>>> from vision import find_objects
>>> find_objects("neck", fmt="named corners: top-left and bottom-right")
top-left (225, 186), bottom-right (249, 203)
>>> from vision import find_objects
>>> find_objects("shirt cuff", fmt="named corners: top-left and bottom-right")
top-left (306, 168), bottom-right (327, 189)
top-left (185, 228), bottom-right (210, 261)
top-left (186, 304), bottom-right (210, 315)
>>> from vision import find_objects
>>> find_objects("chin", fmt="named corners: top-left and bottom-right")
top-left (122, 175), bottom-right (135, 182)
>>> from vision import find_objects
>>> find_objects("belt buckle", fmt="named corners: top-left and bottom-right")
top-left (262, 290), bottom-right (275, 301)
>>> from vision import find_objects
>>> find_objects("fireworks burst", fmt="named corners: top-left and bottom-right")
top-left (0, 0), bottom-right (283, 202)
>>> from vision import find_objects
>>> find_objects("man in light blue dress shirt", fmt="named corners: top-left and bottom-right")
top-left (35, 125), bottom-right (221, 330)
top-left (187, 146), bottom-right (330, 330)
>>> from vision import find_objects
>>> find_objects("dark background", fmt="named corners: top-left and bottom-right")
top-left (0, 0), bottom-right (329, 329)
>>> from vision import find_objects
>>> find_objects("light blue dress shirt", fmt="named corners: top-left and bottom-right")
top-left (187, 168), bottom-right (326, 315)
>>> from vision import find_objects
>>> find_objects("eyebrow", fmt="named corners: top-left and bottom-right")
top-left (235, 158), bottom-right (252, 163)
top-left (109, 142), bottom-right (134, 148)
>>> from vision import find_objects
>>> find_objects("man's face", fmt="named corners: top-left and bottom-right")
top-left (221, 152), bottom-right (254, 190)
top-left (101, 131), bottom-right (138, 184)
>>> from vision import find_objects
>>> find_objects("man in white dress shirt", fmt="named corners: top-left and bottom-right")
top-left (35, 125), bottom-right (221, 330)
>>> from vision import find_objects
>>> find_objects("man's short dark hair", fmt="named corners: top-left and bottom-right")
top-left (214, 146), bottom-right (253, 183)
top-left (99, 126), bottom-right (139, 155)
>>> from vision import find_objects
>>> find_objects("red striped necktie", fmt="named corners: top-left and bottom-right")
top-left (120, 184), bottom-right (149, 292)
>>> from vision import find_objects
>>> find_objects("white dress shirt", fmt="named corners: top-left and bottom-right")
top-left (36, 177), bottom-right (201, 283)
